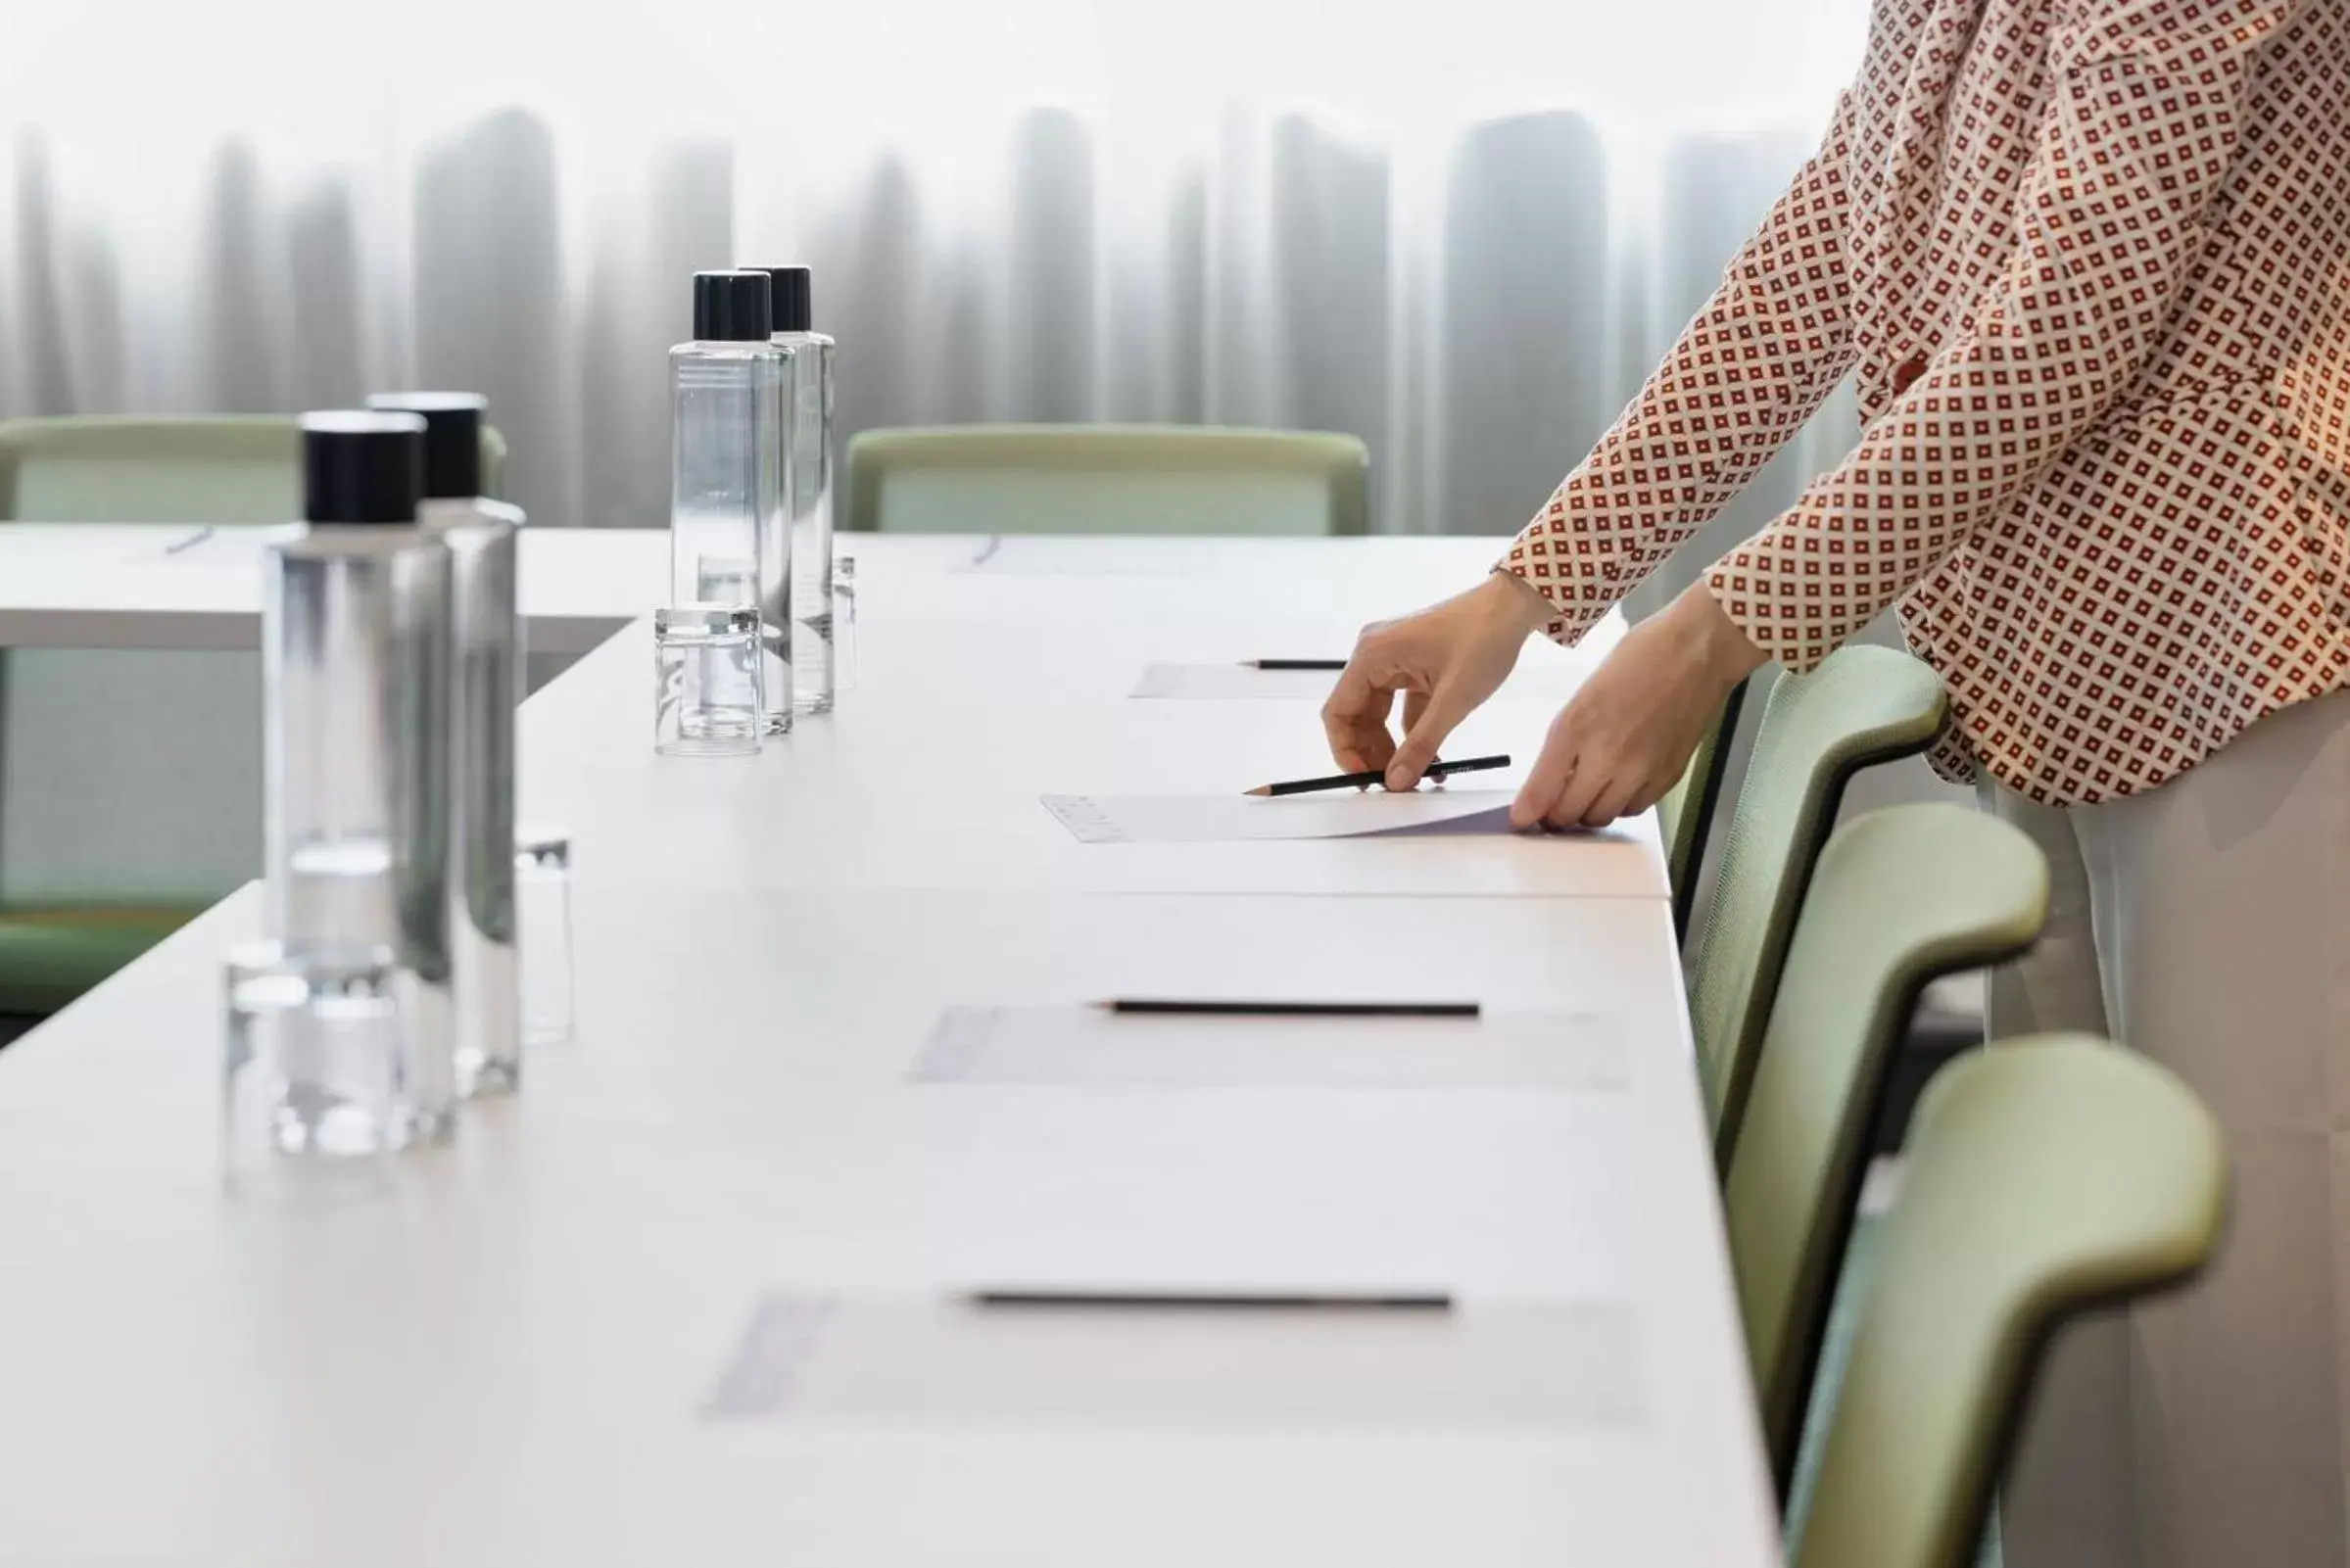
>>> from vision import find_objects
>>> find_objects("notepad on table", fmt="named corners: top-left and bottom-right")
top-left (911, 1003), bottom-right (1625, 1090)
top-left (701, 1291), bottom-right (1647, 1428)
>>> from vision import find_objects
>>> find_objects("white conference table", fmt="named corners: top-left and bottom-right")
top-left (0, 534), bottom-right (1781, 1567)
top-left (0, 522), bottom-right (665, 655)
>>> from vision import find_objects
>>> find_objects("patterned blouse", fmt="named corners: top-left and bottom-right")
top-left (1501, 0), bottom-right (2349, 803)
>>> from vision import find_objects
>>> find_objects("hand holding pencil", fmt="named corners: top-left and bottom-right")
top-left (1320, 574), bottom-right (1549, 792)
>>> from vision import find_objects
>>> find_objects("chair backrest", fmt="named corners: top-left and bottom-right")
top-left (844, 424), bottom-right (1369, 536)
top-left (0, 417), bottom-right (301, 523)
top-left (0, 414), bottom-right (508, 522)
top-left (1687, 645), bottom-right (1947, 1166)
top-left (1726, 803), bottom-right (2048, 1491)
top-left (1792, 1035), bottom-right (2228, 1568)
top-left (1656, 676), bottom-right (1749, 940)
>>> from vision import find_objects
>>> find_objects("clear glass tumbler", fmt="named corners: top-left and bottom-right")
top-left (516, 825), bottom-right (575, 1047)
top-left (222, 940), bottom-right (409, 1191)
top-left (655, 604), bottom-right (764, 757)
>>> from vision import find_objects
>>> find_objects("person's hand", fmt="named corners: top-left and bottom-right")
top-left (1510, 582), bottom-right (1767, 830)
top-left (1322, 571), bottom-right (1551, 791)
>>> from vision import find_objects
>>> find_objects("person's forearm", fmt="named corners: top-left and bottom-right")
top-left (1704, 11), bottom-right (2287, 673)
top-left (1499, 80), bottom-right (1865, 649)
top-left (1673, 578), bottom-right (1770, 693)
top-left (1488, 566), bottom-right (1556, 633)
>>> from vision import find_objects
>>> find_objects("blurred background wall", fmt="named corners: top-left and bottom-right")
top-left (2, 0), bottom-right (1867, 548)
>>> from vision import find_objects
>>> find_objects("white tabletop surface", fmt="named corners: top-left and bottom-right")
top-left (0, 534), bottom-right (1779, 1566)
top-left (0, 522), bottom-right (666, 654)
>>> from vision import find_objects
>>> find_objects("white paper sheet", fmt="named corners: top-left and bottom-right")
top-left (1128, 662), bottom-right (1342, 700)
top-left (912, 1005), bottom-right (1625, 1089)
top-left (1039, 789), bottom-right (1519, 844)
top-left (702, 1292), bottom-right (1645, 1427)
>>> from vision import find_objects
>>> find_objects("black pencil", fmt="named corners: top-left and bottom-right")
top-left (1098, 998), bottom-right (1481, 1018)
top-left (1244, 752), bottom-right (1511, 797)
top-left (968, 1289), bottom-right (1454, 1311)
top-left (1244, 657), bottom-right (1348, 671)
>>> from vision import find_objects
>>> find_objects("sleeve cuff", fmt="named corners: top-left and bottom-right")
top-left (1498, 522), bottom-right (1614, 648)
top-left (1703, 541), bottom-right (1836, 675)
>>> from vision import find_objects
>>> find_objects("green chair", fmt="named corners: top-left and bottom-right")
top-left (1725, 803), bottom-right (2048, 1492)
top-left (844, 424), bottom-right (1368, 536)
top-left (1687, 644), bottom-right (1948, 1165)
top-left (1789, 1034), bottom-right (2228, 1568)
top-left (0, 417), bottom-right (302, 520)
top-left (1656, 676), bottom-right (1749, 940)
top-left (0, 414), bottom-right (506, 1015)
top-left (0, 415), bottom-right (507, 518)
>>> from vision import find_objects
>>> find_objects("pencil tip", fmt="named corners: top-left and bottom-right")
top-left (1244, 785), bottom-right (1271, 796)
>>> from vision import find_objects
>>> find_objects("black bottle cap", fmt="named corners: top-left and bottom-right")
top-left (693, 269), bottom-right (773, 342)
top-left (365, 392), bottom-right (484, 499)
top-left (755, 266), bottom-right (812, 333)
top-left (300, 411), bottom-right (425, 525)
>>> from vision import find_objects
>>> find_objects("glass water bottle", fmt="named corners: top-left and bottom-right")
top-left (245, 412), bottom-right (456, 1153)
top-left (671, 269), bottom-right (790, 732)
top-left (369, 392), bottom-right (525, 1098)
top-left (758, 264), bottom-right (837, 713)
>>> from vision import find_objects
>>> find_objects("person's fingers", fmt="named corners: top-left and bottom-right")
top-left (1624, 767), bottom-right (1679, 819)
top-left (1321, 661), bottom-right (1395, 773)
top-left (1328, 709), bottom-right (1397, 774)
top-left (1545, 738), bottom-right (1610, 828)
top-left (1580, 774), bottom-right (1644, 829)
top-left (1348, 714), bottom-right (1400, 776)
top-left (1402, 688), bottom-right (1430, 738)
top-left (1322, 657), bottom-right (1378, 727)
top-left (1510, 711), bottom-right (1579, 828)
top-left (1386, 675), bottom-right (1479, 791)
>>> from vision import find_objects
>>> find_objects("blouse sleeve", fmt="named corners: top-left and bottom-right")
top-left (1498, 80), bottom-right (1865, 645)
top-left (1703, 0), bottom-right (2306, 672)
